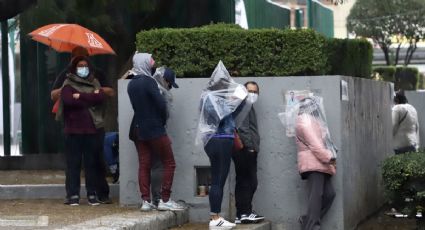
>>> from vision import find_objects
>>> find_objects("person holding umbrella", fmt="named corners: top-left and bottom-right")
top-left (29, 24), bottom-right (116, 204)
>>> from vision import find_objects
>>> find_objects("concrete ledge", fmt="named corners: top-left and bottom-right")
top-left (57, 210), bottom-right (189, 230)
top-left (235, 221), bottom-right (271, 230)
top-left (0, 184), bottom-right (119, 199)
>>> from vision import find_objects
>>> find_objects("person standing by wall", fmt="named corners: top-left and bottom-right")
top-left (197, 61), bottom-right (248, 229)
top-left (51, 46), bottom-right (115, 204)
top-left (60, 56), bottom-right (106, 206)
top-left (392, 91), bottom-right (419, 154)
top-left (295, 97), bottom-right (337, 230)
top-left (127, 53), bottom-right (184, 211)
top-left (233, 81), bottom-right (265, 224)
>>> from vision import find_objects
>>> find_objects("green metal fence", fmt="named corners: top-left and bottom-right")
top-left (307, 0), bottom-right (334, 37)
top-left (244, 0), bottom-right (291, 29)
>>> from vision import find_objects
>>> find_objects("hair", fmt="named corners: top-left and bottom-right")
top-left (69, 55), bottom-right (93, 76)
top-left (244, 81), bottom-right (260, 94)
top-left (394, 91), bottom-right (408, 104)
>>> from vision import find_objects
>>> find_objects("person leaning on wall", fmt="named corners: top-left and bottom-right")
top-left (295, 96), bottom-right (337, 230)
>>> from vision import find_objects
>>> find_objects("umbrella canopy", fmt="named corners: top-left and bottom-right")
top-left (29, 23), bottom-right (116, 55)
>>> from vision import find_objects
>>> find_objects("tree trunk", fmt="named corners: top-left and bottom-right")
top-left (394, 43), bottom-right (402, 66)
top-left (379, 43), bottom-right (391, 66)
top-left (405, 39), bottom-right (418, 66)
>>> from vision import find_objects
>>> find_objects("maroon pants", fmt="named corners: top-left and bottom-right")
top-left (136, 135), bottom-right (176, 202)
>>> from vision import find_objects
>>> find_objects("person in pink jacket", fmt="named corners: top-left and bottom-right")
top-left (295, 97), bottom-right (337, 230)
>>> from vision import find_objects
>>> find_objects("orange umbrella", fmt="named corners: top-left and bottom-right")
top-left (29, 23), bottom-right (116, 55)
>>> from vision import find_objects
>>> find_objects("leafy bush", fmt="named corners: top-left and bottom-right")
top-left (395, 67), bottom-right (419, 91)
top-left (372, 66), bottom-right (419, 90)
top-left (373, 66), bottom-right (396, 82)
top-left (382, 152), bottom-right (425, 217)
top-left (136, 24), bottom-right (372, 78)
top-left (326, 38), bottom-right (373, 78)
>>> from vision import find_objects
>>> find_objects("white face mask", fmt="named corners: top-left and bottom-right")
top-left (76, 67), bottom-right (90, 78)
top-left (247, 92), bottom-right (258, 104)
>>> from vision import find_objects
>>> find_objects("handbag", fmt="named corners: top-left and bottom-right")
top-left (233, 130), bottom-right (243, 152)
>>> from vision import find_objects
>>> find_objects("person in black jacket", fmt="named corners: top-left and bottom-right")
top-left (127, 53), bottom-right (184, 212)
top-left (233, 81), bottom-right (265, 224)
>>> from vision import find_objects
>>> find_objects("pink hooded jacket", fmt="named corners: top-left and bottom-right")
top-left (295, 114), bottom-right (336, 176)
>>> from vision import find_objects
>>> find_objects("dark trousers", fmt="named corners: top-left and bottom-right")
top-left (65, 134), bottom-right (97, 198)
top-left (136, 135), bottom-right (175, 202)
top-left (232, 148), bottom-right (258, 217)
top-left (394, 145), bottom-right (416, 155)
top-left (94, 129), bottom-right (110, 199)
top-left (301, 172), bottom-right (335, 230)
top-left (204, 137), bottom-right (233, 215)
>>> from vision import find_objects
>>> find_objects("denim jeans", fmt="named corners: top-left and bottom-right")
top-left (65, 134), bottom-right (98, 198)
top-left (204, 137), bottom-right (233, 215)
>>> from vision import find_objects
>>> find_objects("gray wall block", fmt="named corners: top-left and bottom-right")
top-left (119, 76), bottom-right (392, 230)
top-left (405, 91), bottom-right (425, 149)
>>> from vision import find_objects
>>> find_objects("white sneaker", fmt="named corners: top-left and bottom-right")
top-left (157, 199), bottom-right (185, 211)
top-left (140, 200), bottom-right (156, 212)
top-left (209, 217), bottom-right (236, 229)
top-left (234, 217), bottom-right (241, 224)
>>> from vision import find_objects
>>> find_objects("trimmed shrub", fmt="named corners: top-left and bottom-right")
top-left (373, 66), bottom-right (396, 82)
top-left (395, 67), bottom-right (419, 91)
top-left (326, 38), bottom-right (373, 78)
top-left (382, 152), bottom-right (425, 216)
top-left (136, 24), bottom-right (372, 78)
top-left (136, 25), bottom-right (328, 77)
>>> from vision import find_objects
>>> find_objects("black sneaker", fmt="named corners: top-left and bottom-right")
top-left (64, 195), bottom-right (79, 206)
top-left (97, 196), bottom-right (112, 204)
top-left (87, 195), bottom-right (100, 206)
top-left (240, 213), bottom-right (265, 224)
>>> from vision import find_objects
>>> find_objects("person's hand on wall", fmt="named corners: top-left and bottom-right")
top-left (72, 93), bottom-right (80, 99)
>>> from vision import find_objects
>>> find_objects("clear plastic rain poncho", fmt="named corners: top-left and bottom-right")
top-left (196, 61), bottom-right (248, 146)
top-left (152, 66), bottom-right (173, 104)
top-left (294, 96), bottom-right (338, 159)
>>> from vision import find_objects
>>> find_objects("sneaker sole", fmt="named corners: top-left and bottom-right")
top-left (209, 226), bottom-right (234, 230)
top-left (157, 207), bottom-right (185, 211)
top-left (69, 203), bottom-right (79, 206)
top-left (241, 218), bottom-right (264, 224)
top-left (88, 203), bottom-right (100, 206)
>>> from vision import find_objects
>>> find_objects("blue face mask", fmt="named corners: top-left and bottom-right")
top-left (76, 67), bottom-right (90, 78)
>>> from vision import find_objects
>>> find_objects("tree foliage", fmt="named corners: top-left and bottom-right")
top-left (347, 0), bottom-right (425, 66)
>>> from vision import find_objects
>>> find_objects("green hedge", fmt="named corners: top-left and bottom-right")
top-left (136, 24), bottom-right (372, 78)
top-left (326, 38), bottom-right (373, 78)
top-left (373, 66), bottom-right (419, 90)
top-left (382, 152), bottom-right (425, 217)
top-left (373, 66), bottom-right (396, 82)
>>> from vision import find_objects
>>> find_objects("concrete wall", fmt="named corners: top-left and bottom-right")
top-left (119, 76), bottom-right (392, 229)
top-left (405, 91), bottom-right (425, 149)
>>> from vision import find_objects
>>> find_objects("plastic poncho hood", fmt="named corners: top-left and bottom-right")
top-left (196, 61), bottom-right (248, 146)
top-left (296, 96), bottom-right (338, 159)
